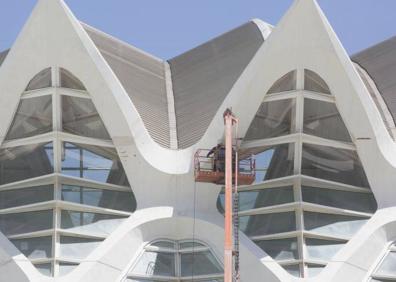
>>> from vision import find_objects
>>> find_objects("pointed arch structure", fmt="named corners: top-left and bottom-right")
top-left (0, 0), bottom-right (396, 281)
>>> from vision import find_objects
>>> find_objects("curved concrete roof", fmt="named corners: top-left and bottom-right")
top-left (1, 21), bottom-right (395, 148)
top-left (353, 37), bottom-right (396, 131)
top-left (83, 20), bottom-right (270, 149)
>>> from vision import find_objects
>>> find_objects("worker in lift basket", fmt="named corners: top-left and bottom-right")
top-left (207, 144), bottom-right (235, 173)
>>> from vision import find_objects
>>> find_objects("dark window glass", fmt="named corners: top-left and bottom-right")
top-left (245, 99), bottom-right (294, 140)
top-left (61, 185), bottom-right (136, 212)
top-left (60, 68), bottom-right (86, 90)
top-left (61, 142), bottom-right (129, 186)
top-left (301, 144), bottom-right (370, 187)
top-left (11, 236), bottom-right (52, 259)
top-left (304, 69), bottom-right (331, 94)
top-left (302, 186), bottom-right (377, 213)
top-left (0, 210), bottom-right (53, 236)
top-left (241, 143), bottom-right (294, 183)
top-left (62, 96), bottom-right (110, 140)
top-left (132, 251), bottom-right (176, 277)
top-left (304, 212), bottom-right (367, 238)
top-left (0, 142), bottom-right (54, 185)
top-left (267, 71), bottom-right (296, 94)
top-left (303, 99), bottom-right (351, 142)
top-left (180, 251), bottom-right (223, 277)
top-left (26, 68), bottom-right (52, 91)
top-left (0, 185), bottom-right (53, 209)
top-left (254, 238), bottom-right (298, 260)
top-left (6, 96), bottom-right (52, 140)
top-left (240, 212), bottom-right (296, 236)
top-left (218, 186), bottom-right (294, 212)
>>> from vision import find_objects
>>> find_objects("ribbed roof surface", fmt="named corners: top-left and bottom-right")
top-left (168, 22), bottom-right (265, 149)
top-left (2, 21), bottom-right (396, 149)
top-left (82, 24), bottom-right (171, 148)
top-left (353, 37), bottom-right (396, 124)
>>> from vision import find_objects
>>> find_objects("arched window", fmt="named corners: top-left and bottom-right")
top-left (60, 68), bottom-right (86, 90)
top-left (370, 242), bottom-right (396, 281)
top-left (220, 69), bottom-right (377, 277)
top-left (304, 69), bottom-right (331, 94)
top-left (0, 67), bottom-right (136, 277)
top-left (124, 239), bottom-right (223, 281)
top-left (25, 68), bottom-right (52, 91)
top-left (267, 70), bottom-right (296, 94)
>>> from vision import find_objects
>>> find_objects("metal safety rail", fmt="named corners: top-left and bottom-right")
top-left (194, 149), bottom-right (255, 185)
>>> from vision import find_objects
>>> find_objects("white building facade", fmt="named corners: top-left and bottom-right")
top-left (0, 0), bottom-right (395, 281)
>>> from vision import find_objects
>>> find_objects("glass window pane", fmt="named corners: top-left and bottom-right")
top-left (0, 210), bottom-right (53, 236)
top-left (0, 142), bottom-right (54, 185)
top-left (304, 69), bottom-right (331, 94)
top-left (62, 96), bottom-right (110, 140)
top-left (190, 278), bottom-right (224, 282)
top-left (180, 251), bottom-right (222, 277)
top-left (254, 238), bottom-right (298, 260)
top-left (245, 99), bottom-right (294, 140)
top-left (0, 185), bottom-right (53, 209)
top-left (301, 144), bottom-right (370, 188)
top-left (150, 241), bottom-right (176, 249)
top-left (132, 251), bottom-right (176, 277)
top-left (59, 236), bottom-right (102, 260)
top-left (26, 68), bottom-right (52, 91)
top-left (267, 71), bottom-right (296, 94)
top-left (241, 143), bottom-right (294, 183)
top-left (304, 212), bottom-right (367, 238)
top-left (60, 68), bottom-right (86, 90)
top-left (59, 262), bottom-right (79, 276)
top-left (10, 236), bottom-right (52, 259)
top-left (61, 210), bottom-right (128, 235)
top-left (34, 263), bottom-right (52, 276)
top-left (61, 142), bottom-right (129, 186)
top-left (218, 186), bottom-right (294, 212)
top-left (303, 99), bottom-right (351, 142)
top-left (61, 185), bottom-right (136, 212)
top-left (125, 279), bottom-right (164, 282)
top-left (179, 241), bottom-right (205, 250)
top-left (305, 238), bottom-right (344, 260)
top-left (283, 264), bottom-right (301, 277)
top-left (375, 252), bottom-right (396, 276)
top-left (240, 212), bottom-right (296, 236)
top-left (5, 96), bottom-right (52, 140)
top-left (302, 186), bottom-right (377, 213)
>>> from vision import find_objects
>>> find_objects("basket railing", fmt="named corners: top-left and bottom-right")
top-left (194, 149), bottom-right (255, 176)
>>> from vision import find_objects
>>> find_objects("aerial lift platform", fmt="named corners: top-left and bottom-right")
top-left (194, 109), bottom-right (255, 282)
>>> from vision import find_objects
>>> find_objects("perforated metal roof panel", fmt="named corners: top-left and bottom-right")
top-left (83, 24), bottom-right (171, 148)
top-left (168, 22), bottom-right (265, 149)
top-left (353, 37), bottom-right (396, 123)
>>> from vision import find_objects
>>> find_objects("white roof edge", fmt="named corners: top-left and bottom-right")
top-left (80, 21), bottom-right (164, 63)
top-left (250, 18), bottom-right (273, 40)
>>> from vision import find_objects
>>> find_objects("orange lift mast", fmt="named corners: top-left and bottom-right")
top-left (224, 108), bottom-right (236, 282)
top-left (194, 108), bottom-right (255, 282)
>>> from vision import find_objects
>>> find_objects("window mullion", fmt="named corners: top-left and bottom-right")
top-left (52, 66), bottom-right (62, 277)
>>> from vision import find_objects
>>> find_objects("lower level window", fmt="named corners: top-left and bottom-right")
top-left (371, 242), bottom-right (396, 281)
top-left (124, 239), bottom-right (223, 282)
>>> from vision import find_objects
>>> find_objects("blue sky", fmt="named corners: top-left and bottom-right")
top-left (0, 1), bottom-right (395, 59)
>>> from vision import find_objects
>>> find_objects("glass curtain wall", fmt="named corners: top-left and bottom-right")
top-left (124, 240), bottom-right (224, 282)
top-left (0, 68), bottom-right (136, 277)
top-left (218, 69), bottom-right (377, 278)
